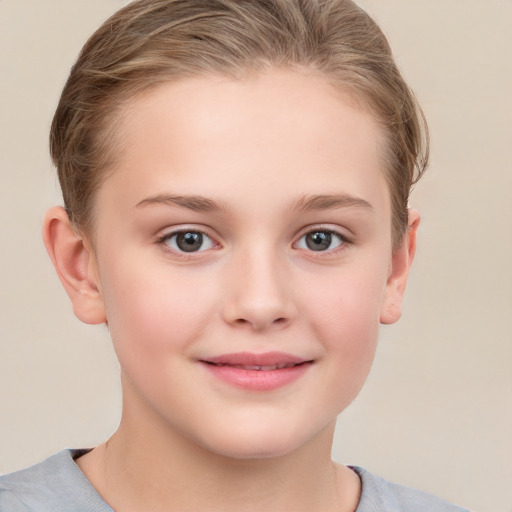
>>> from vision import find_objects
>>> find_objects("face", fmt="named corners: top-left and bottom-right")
top-left (87, 69), bottom-right (404, 458)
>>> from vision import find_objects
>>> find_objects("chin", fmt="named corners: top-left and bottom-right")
top-left (194, 421), bottom-right (325, 461)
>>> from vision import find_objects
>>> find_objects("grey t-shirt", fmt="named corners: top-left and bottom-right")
top-left (0, 450), bottom-right (471, 511)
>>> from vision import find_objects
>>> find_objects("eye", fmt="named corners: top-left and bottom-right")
top-left (162, 230), bottom-right (216, 253)
top-left (296, 229), bottom-right (345, 252)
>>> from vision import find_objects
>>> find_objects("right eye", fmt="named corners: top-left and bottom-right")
top-left (160, 230), bottom-right (216, 253)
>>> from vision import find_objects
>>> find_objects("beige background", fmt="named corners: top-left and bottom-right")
top-left (1, 1), bottom-right (510, 511)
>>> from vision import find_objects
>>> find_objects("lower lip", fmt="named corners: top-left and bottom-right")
top-left (200, 362), bottom-right (312, 391)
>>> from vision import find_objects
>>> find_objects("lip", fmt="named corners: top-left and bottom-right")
top-left (199, 352), bottom-right (313, 391)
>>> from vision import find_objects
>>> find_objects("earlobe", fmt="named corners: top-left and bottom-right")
top-left (42, 206), bottom-right (107, 325)
top-left (380, 209), bottom-right (420, 325)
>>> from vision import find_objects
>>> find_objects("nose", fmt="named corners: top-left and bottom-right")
top-left (222, 247), bottom-right (297, 332)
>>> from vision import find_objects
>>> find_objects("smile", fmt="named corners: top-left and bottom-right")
top-left (199, 352), bottom-right (313, 391)
top-left (207, 362), bottom-right (300, 371)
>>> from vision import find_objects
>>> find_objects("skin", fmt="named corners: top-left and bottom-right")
top-left (43, 68), bottom-right (419, 512)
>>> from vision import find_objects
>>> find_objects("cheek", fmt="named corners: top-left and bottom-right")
top-left (98, 257), bottom-right (218, 360)
top-left (306, 264), bottom-right (386, 338)
top-left (304, 266), bottom-right (385, 393)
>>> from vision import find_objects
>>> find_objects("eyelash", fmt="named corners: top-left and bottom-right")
top-left (156, 226), bottom-right (352, 257)
top-left (294, 228), bottom-right (351, 254)
top-left (157, 229), bottom-right (218, 256)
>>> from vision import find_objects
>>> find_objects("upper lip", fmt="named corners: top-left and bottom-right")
top-left (200, 352), bottom-right (312, 369)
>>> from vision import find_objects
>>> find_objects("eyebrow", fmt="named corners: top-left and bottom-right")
top-left (136, 194), bottom-right (227, 213)
top-left (293, 194), bottom-right (374, 212)
top-left (135, 192), bottom-right (373, 214)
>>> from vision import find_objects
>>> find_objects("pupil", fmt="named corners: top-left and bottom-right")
top-left (177, 232), bottom-right (203, 252)
top-left (306, 231), bottom-right (331, 251)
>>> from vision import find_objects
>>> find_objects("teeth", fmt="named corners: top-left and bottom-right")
top-left (213, 362), bottom-right (297, 370)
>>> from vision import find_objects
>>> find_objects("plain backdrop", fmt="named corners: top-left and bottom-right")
top-left (1, 1), bottom-right (511, 511)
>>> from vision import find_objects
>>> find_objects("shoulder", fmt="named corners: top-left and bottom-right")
top-left (352, 466), bottom-right (472, 512)
top-left (0, 450), bottom-right (112, 512)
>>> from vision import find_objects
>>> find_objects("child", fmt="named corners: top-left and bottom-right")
top-left (0, 1), bottom-right (470, 510)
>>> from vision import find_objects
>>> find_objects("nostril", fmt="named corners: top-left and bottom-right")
top-left (231, 316), bottom-right (288, 329)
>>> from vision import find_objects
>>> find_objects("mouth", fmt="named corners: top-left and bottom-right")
top-left (198, 352), bottom-right (313, 391)
top-left (204, 362), bottom-right (305, 371)
top-left (200, 351), bottom-right (312, 368)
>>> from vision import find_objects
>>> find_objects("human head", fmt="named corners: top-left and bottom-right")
top-left (46, 70), bottom-right (419, 459)
top-left (50, 0), bottom-right (428, 249)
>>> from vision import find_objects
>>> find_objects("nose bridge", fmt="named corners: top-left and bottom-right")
top-left (223, 239), bottom-right (296, 330)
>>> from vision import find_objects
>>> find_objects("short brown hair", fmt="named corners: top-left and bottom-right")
top-left (50, 0), bottom-right (429, 247)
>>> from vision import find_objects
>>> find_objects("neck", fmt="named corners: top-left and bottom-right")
top-left (77, 385), bottom-right (360, 512)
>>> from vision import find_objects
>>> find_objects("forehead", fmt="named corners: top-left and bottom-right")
top-left (98, 69), bottom-right (390, 219)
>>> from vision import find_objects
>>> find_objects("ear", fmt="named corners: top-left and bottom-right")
top-left (380, 209), bottom-right (420, 325)
top-left (42, 206), bottom-right (106, 325)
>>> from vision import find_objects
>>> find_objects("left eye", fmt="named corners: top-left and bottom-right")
top-left (296, 230), bottom-right (345, 252)
top-left (163, 231), bottom-right (216, 253)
